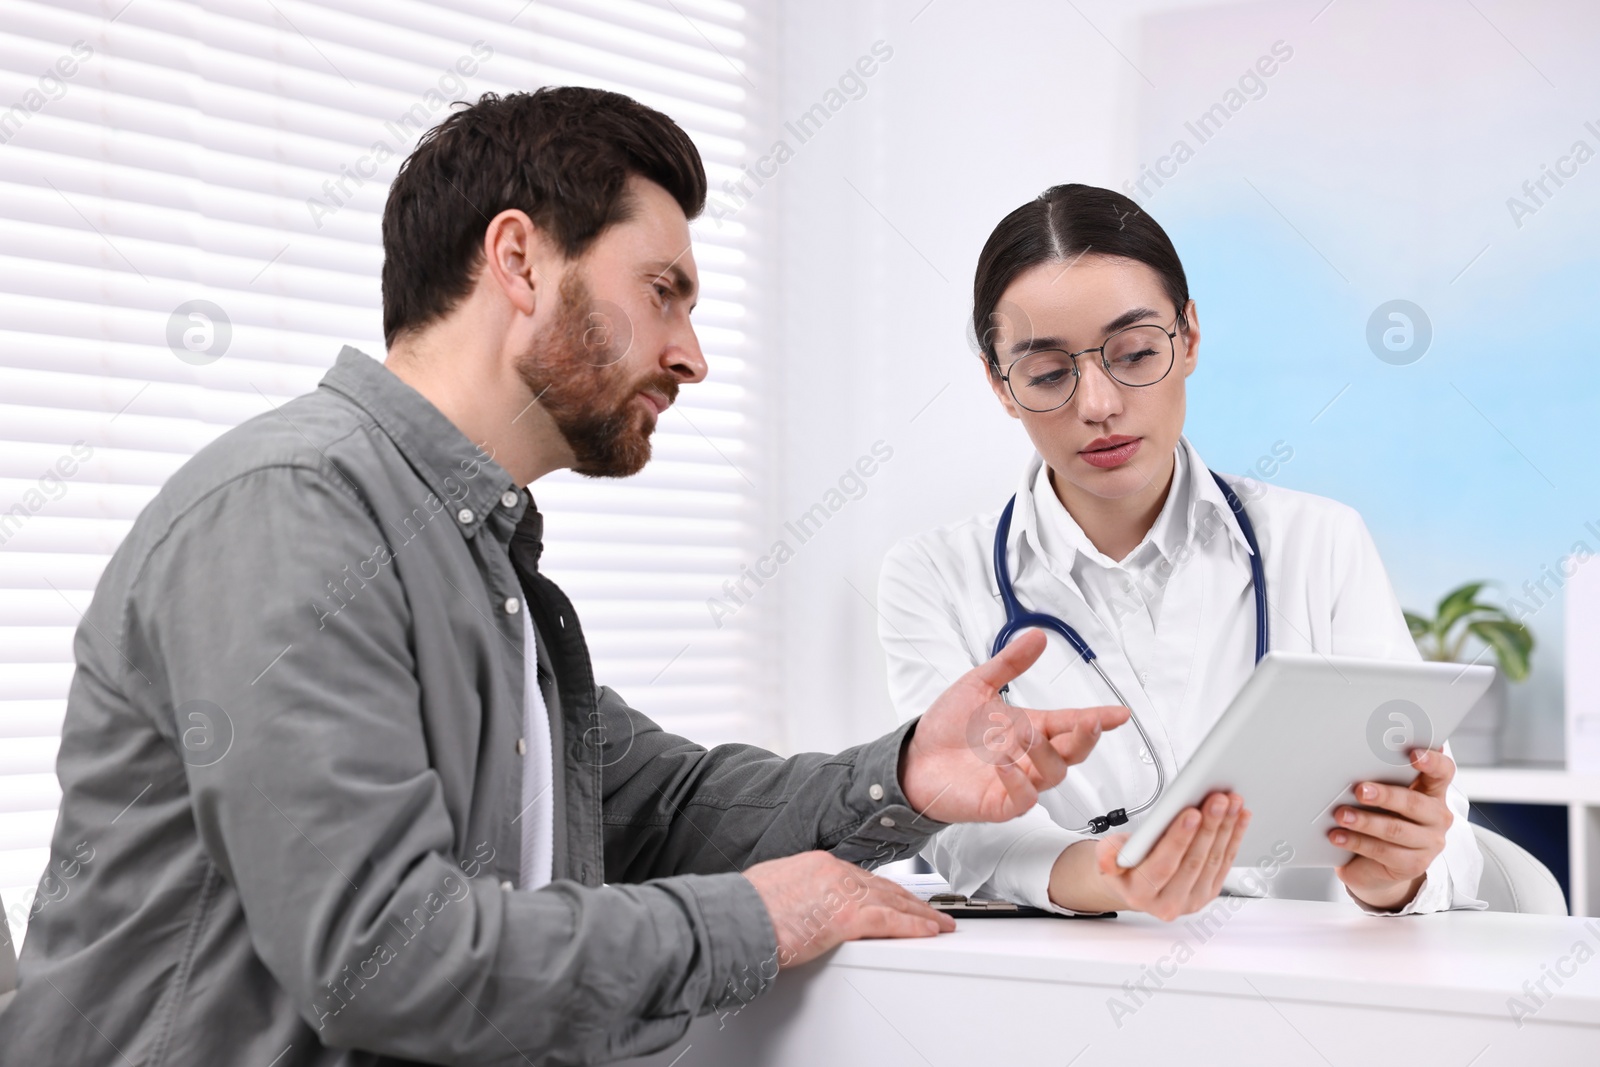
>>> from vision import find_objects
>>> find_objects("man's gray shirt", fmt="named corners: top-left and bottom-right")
top-left (1, 348), bottom-right (943, 1066)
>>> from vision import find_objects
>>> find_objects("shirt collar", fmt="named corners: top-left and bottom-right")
top-left (318, 346), bottom-right (526, 540)
top-left (1182, 435), bottom-right (1257, 560)
top-left (1003, 434), bottom-right (1254, 587)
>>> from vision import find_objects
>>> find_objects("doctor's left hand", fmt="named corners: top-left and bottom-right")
top-left (1331, 746), bottom-right (1455, 911)
top-left (898, 629), bottom-right (1129, 824)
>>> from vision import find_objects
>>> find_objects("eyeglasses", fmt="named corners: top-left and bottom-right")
top-left (996, 317), bottom-right (1181, 413)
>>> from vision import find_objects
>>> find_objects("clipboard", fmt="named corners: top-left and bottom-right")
top-left (925, 893), bottom-right (1115, 919)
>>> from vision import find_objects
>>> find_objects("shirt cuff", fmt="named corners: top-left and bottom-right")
top-left (827, 716), bottom-right (951, 869)
top-left (673, 871), bottom-right (780, 1014)
top-left (1347, 854), bottom-right (1478, 916)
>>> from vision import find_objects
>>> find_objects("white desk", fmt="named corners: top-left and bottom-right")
top-left (622, 899), bottom-right (1600, 1066)
top-left (1457, 767), bottom-right (1600, 916)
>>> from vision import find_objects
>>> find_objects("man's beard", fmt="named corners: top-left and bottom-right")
top-left (515, 273), bottom-right (678, 478)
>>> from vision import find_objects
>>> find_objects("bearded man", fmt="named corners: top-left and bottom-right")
top-left (2, 87), bottom-right (1125, 1066)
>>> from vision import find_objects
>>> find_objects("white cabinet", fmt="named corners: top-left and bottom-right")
top-left (1456, 767), bottom-right (1600, 916)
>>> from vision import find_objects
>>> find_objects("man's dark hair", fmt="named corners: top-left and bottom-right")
top-left (381, 86), bottom-right (707, 347)
top-left (972, 184), bottom-right (1190, 373)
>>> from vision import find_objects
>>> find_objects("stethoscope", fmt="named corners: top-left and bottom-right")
top-left (990, 469), bottom-right (1268, 834)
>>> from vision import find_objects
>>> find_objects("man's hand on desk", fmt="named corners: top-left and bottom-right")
top-left (1332, 746), bottom-right (1454, 911)
top-left (897, 629), bottom-right (1131, 824)
top-left (742, 852), bottom-right (956, 969)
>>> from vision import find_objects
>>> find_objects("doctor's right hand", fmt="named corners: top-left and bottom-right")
top-left (1048, 791), bottom-right (1249, 920)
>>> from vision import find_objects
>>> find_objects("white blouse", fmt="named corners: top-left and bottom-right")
top-left (519, 606), bottom-right (554, 890)
top-left (876, 435), bottom-right (1484, 916)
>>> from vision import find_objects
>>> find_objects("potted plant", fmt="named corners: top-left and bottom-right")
top-left (1404, 582), bottom-right (1534, 766)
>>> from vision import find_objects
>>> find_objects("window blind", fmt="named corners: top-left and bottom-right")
top-left (0, 0), bottom-right (771, 949)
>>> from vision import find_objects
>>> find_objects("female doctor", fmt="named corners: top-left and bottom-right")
top-left (878, 184), bottom-right (1483, 919)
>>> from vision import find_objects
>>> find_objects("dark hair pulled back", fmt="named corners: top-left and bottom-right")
top-left (972, 184), bottom-right (1189, 372)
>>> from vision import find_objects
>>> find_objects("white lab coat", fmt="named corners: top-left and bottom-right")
top-left (877, 436), bottom-right (1484, 915)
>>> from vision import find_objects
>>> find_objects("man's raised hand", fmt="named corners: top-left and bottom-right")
top-left (898, 629), bottom-right (1128, 824)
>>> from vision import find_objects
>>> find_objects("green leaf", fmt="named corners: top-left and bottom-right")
top-left (1436, 581), bottom-right (1489, 636)
top-left (1470, 605), bottom-right (1517, 626)
top-left (1468, 618), bottom-right (1535, 681)
top-left (1403, 611), bottom-right (1433, 640)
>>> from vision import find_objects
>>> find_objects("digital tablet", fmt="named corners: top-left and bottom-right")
top-left (1114, 652), bottom-right (1495, 869)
